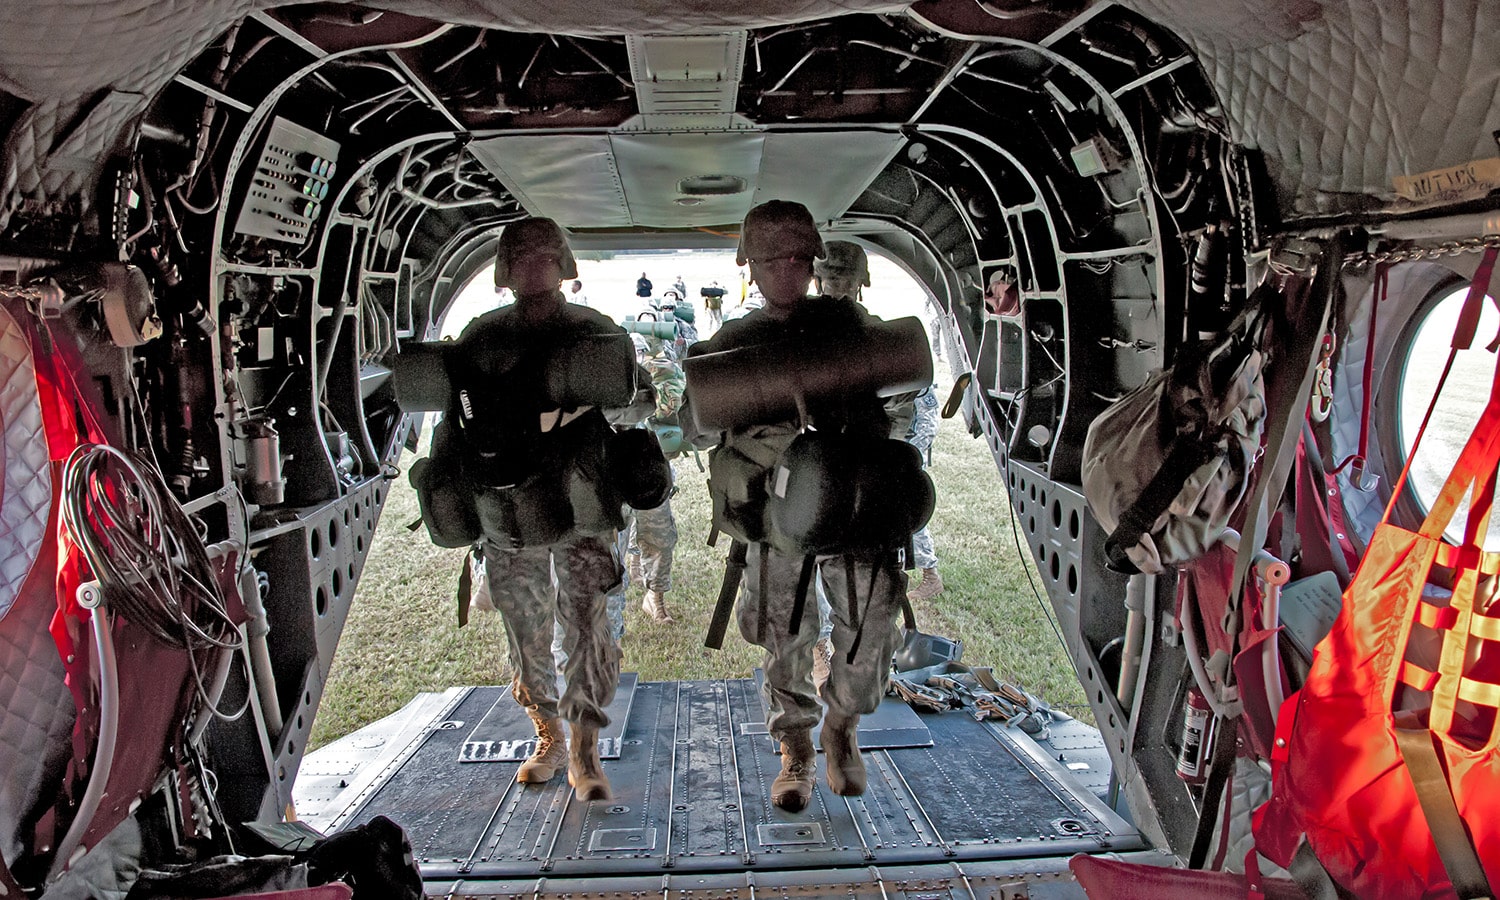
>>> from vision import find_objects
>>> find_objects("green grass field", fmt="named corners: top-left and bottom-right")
top-left (311, 376), bottom-right (1089, 749)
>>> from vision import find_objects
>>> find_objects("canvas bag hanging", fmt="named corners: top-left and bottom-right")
top-left (1253, 251), bottom-right (1500, 899)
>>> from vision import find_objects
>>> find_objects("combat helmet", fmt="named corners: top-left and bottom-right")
top-left (814, 240), bottom-right (871, 290)
top-left (735, 200), bottom-right (826, 266)
top-left (494, 217), bottom-right (579, 289)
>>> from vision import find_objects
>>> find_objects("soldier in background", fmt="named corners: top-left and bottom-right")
top-left (628, 333), bottom-right (684, 622)
top-left (460, 217), bottom-right (631, 802)
top-left (687, 202), bottom-right (911, 814)
top-left (568, 279), bottom-right (590, 307)
top-left (814, 241), bottom-right (945, 612)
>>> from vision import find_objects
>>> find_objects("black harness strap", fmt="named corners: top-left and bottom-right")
top-left (1395, 718), bottom-right (1495, 900)
top-left (456, 547), bottom-right (476, 627)
top-left (1105, 437), bottom-right (1218, 573)
top-left (756, 543), bottom-right (770, 644)
top-left (787, 554), bottom-right (818, 636)
top-left (704, 539), bottom-right (748, 650)
top-left (845, 556), bottom-right (874, 665)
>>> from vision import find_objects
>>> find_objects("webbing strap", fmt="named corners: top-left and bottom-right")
top-left (704, 540), bottom-right (748, 650)
top-left (756, 543), bottom-right (770, 644)
top-left (1456, 677), bottom-right (1500, 708)
top-left (1394, 721), bottom-right (1496, 900)
top-left (1432, 542), bottom-right (1499, 574)
top-left (1334, 262), bottom-right (1387, 476)
top-left (787, 554), bottom-right (817, 636)
top-left (456, 548), bottom-right (475, 628)
top-left (1289, 841), bottom-right (1347, 900)
top-left (842, 554), bottom-right (896, 666)
top-left (1187, 709), bottom-right (1240, 868)
top-left (1416, 602), bottom-right (1461, 631)
top-left (1229, 252), bottom-right (1330, 648)
top-left (1468, 612), bottom-right (1500, 642)
top-left (1104, 437), bottom-right (1218, 572)
top-left (1399, 659), bottom-right (1441, 693)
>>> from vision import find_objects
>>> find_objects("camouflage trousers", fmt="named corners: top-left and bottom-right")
top-left (484, 534), bottom-right (622, 728)
top-left (627, 496), bottom-right (678, 592)
top-left (553, 528), bottom-right (628, 671)
top-left (738, 544), bottom-right (907, 742)
top-left (910, 525), bottom-right (937, 570)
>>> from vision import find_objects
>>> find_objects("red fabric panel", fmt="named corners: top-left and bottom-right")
top-left (27, 322), bottom-right (206, 869)
top-left (1069, 854), bottom-right (1307, 899)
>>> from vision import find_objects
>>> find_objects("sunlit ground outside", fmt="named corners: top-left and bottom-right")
top-left (311, 252), bottom-right (1087, 749)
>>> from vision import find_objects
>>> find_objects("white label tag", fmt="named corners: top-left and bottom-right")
top-left (773, 465), bottom-right (790, 498)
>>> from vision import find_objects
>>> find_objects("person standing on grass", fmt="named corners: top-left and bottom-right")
top-left (701, 280), bottom-right (726, 330)
top-left (686, 201), bottom-right (914, 814)
top-left (459, 217), bottom-right (633, 802)
top-left (626, 332), bottom-right (684, 623)
top-left (568, 279), bottom-right (589, 307)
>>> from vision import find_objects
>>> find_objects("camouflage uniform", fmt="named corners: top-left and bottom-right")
top-left (629, 345), bottom-right (684, 597)
top-left (460, 262), bottom-right (630, 732)
top-left (690, 293), bottom-right (909, 745)
top-left (484, 534), bottom-right (621, 729)
top-left (739, 545), bottom-right (906, 737)
top-left (906, 387), bottom-right (940, 570)
top-left (553, 524), bottom-right (629, 671)
top-left (628, 494), bottom-right (678, 592)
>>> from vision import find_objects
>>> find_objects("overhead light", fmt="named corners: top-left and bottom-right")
top-left (677, 174), bottom-right (748, 196)
top-left (673, 197), bottom-right (705, 206)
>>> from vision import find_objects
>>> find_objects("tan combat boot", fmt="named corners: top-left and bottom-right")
top-left (906, 568), bottom-right (944, 602)
top-left (642, 589), bottom-right (674, 623)
top-left (821, 713), bottom-right (866, 796)
top-left (812, 637), bottom-right (834, 695)
top-left (567, 722), bottom-right (612, 801)
top-left (516, 715), bottom-right (568, 784)
top-left (771, 730), bottom-right (817, 812)
top-left (628, 554), bottom-right (643, 586)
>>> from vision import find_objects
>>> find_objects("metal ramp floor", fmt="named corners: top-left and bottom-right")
top-left (295, 678), bottom-right (1147, 897)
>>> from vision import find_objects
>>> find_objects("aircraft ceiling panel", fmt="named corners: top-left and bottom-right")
top-left (467, 135), bottom-right (634, 227)
top-left (1121, 0), bottom-right (1500, 216)
top-left (367, 0), bottom-right (909, 37)
top-left (753, 131), bottom-right (907, 223)
top-left (609, 131), bottom-right (766, 227)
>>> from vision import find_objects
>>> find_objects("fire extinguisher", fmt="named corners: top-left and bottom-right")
top-left (1177, 686), bottom-right (1215, 784)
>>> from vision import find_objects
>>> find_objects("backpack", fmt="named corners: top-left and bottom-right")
top-left (408, 418), bottom-right (482, 548)
top-left (1082, 308), bottom-right (1267, 574)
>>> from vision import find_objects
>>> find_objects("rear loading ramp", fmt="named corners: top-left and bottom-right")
top-left (295, 678), bottom-right (1144, 893)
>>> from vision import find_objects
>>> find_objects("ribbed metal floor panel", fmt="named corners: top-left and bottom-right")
top-left (300, 679), bottom-right (1142, 887)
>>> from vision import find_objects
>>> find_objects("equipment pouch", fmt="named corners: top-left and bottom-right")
top-left (409, 419), bottom-right (483, 548)
top-left (707, 444), bottom-right (771, 543)
top-left (767, 432), bottom-right (935, 556)
top-left (605, 427), bottom-right (673, 511)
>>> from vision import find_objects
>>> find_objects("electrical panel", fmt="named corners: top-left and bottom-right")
top-left (233, 117), bottom-right (340, 244)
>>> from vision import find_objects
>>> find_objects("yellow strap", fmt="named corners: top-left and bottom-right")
top-left (1417, 601), bottom-right (1461, 631)
top-left (1400, 660), bottom-right (1441, 692)
top-left (1432, 541), bottom-right (1500, 575)
top-left (1456, 676), bottom-right (1500, 709)
top-left (1470, 613), bottom-right (1500, 642)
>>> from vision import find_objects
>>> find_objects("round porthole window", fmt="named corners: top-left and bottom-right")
top-left (1395, 284), bottom-right (1500, 549)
